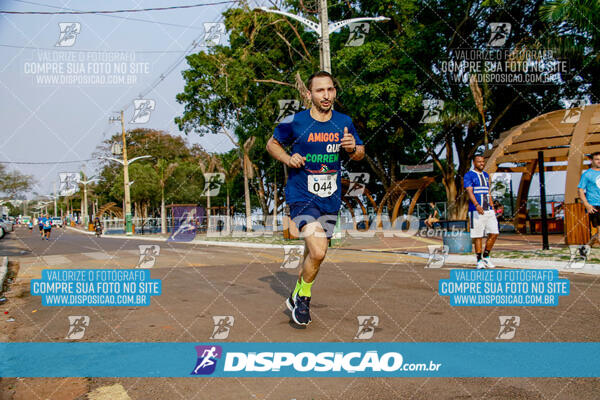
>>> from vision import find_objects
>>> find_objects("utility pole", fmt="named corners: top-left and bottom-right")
top-left (318, 0), bottom-right (331, 72)
top-left (103, 112), bottom-right (151, 236)
top-left (120, 111), bottom-right (133, 235)
top-left (53, 182), bottom-right (57, 217)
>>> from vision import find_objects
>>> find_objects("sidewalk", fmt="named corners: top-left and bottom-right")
top-left (65, 226), bottom-right (600, 275)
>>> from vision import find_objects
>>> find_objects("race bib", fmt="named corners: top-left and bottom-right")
top-left (308, 173), bottom-right (337, 198)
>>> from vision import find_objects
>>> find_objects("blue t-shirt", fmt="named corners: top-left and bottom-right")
top-left (273, 109), bottom-right (363, 213)
top-left (578, 168), bottom-right (600, 206)
top-left (38, 217), bottom-right (45, 227)
top-left (463, 169), bottom-right (491, 212)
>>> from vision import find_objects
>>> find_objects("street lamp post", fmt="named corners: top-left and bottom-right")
top-left (108, 111), bottom-right (151, 235)
top-left (80, 174), bottom-right (98, 227)
top-left (256, 6), bottom-right (389, 72)
top-left (101, 144), bottom-right (151, 236)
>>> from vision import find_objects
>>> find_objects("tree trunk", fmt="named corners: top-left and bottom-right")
top-left (160, 185), bottom-right (166, 234)
top-left (206, 192), bottom-right (211, 231)
top-left (226, 186), bottom-right (230, 232)
top-left (243, 163), bottom-right (252, 232)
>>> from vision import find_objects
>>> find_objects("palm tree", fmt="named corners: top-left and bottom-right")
top-left (154, 159), bottom-right (178, 234)
top-left (219, 151), bottom-right (241, 231)
top-left (197, 152), bottom-right (223, 230)
top-left (218, 125), bottom-right (257, 233)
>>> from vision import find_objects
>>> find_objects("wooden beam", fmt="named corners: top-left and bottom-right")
top-left (504, 136), bottom-right (570, 153)
top-left (514, 160), bottom-right (537, 233)
top-left (512, 128), bottom-right (573, 144)
top-left (496, 165), bottom-right (568, 173)
top-left (496, 147), bottom-right (568, 164)
top-left (566, 105), bottom-right (596, 203)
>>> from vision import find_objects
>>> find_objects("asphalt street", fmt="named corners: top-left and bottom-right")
top-left (1, 227), bottom-right (600, 399)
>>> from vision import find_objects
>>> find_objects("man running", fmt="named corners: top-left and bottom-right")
top-left (578, 152), bottom-right (600, 246)
top-left (464, 154), bottom-right (499, 269)
top-left (38, 216), bottom-right (45, 237)
top-left (266, 70), bottom-right (365, 326)
top-left (42, 214), bottom-right (52, 240)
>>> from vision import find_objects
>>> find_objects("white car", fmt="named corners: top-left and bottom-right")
top-left (51, 217), bottom-right (63, 228)
top-left (0, 218), bottom-right (13, 233)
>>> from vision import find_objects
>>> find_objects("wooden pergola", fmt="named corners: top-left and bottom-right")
top-left (375, 177), bottom-right (436, 227)
top-left (483, 104), bottom-right (600, 244)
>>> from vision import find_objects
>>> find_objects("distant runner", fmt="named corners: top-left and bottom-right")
top-left (42, 214), bottom-right (52, 240)
top-left (266, 70), bottom-right (365, 326)
top-left (464, 154), bottom-right (499, 269)
top-left (38, 216), bottom-right (44, 237)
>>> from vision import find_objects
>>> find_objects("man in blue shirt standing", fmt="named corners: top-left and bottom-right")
top-left (578, 152), bottom-right (600, 246)
top-left (266, 70), bottom-right (365, 326)
top-left (464, 154), bottom-right (499, 269)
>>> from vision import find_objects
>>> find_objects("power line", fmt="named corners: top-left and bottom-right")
top-left (0, 43), bottom-right (189, 53)
top-left (0, 159), bottom-right (98, 165)
top-left (10, 0), bottom-right (207, 30)
top-left (1, 1), bottom-right (238, 14)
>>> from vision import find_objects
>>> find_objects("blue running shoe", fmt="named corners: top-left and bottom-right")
top-left (285, 291), bottom-right (295, 312)
top-left (292, 295), bottom-right (311, 325)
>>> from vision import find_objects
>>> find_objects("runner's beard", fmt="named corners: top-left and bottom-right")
top-left (314, 100), bottom-right (332, 113)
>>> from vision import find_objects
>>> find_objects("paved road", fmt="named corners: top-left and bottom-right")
top-left (1, 227), bottom-right (600, 399)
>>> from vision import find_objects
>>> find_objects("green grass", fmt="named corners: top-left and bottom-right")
top-left (197, 234), bottom-right (303, 245)
top-left (494, 247), bottom-right (600, 263)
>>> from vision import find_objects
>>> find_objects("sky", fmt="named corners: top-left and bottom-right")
top-left (0, 0), bottom-right (251, 198)
top-left (0, 0), bottom-right (567, 200)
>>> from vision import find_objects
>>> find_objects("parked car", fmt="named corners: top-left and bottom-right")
top-left (0, 225), bottom-right (4, 239)
top-left (0, 218), bottom-right (13, 233)
top-left (51, 217), bottom-right (63, 227)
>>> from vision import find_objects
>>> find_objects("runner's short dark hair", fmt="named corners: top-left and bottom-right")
top-left (472, 154), bottom-right (485, 160)
top-left (590, 152), bottom-right (600, 159)
top-left (307, 70), bottom-right (336, 91)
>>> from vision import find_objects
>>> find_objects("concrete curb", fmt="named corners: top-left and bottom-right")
top-left (407, 251), bottom-right (600, 275)
top-left (0, 256), bottom-right (8, 293)
top-left (65, 226), bottom-right (287, 249)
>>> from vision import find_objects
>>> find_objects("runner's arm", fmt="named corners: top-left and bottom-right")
top-left (348, 145), bottom-right (365, 161)
top-left (466, 187), bottom-right (484, 214)
top-left (579, 187), bottom-right (597, 213)
top-left (266, 136), bottom-right (304, 168)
